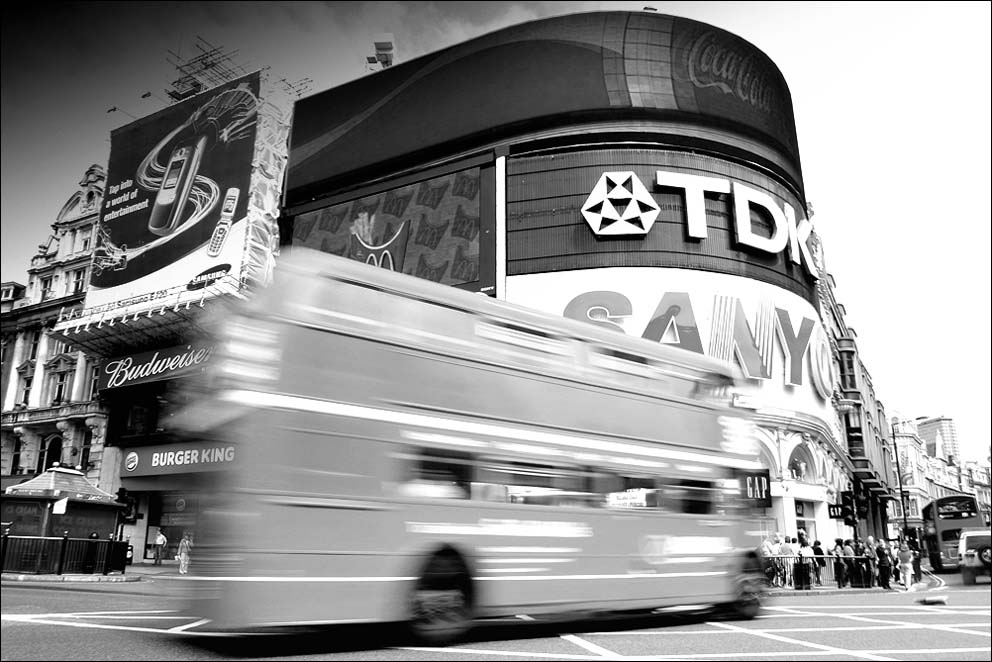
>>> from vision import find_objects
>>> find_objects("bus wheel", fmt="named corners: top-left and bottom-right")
top-left (730, 577), bottom-right (764, 620)
top-left (407, 551), bottom-right (473, 645)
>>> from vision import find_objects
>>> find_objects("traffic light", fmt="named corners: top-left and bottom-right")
top-left (840, 490), bottom-right (856, 527)
top-left (116, 487), bottom-right (136, 521)
top-left (854, 489), bottom-right (869, 519)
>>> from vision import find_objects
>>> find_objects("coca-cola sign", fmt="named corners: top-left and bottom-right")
top-left (671, 17), bottom-right (797, 158)
top-left (98, 342), bottom-right (214, 391)
top-left (685, 31), bottom-right (776, 113)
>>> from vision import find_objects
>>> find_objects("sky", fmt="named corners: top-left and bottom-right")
top-left (2, 1), bottom-right (990, 463)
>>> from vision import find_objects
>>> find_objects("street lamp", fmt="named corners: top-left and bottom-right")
top-left (891, 417), bottom-right (910, 540)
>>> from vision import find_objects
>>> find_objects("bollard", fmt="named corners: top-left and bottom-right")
top-left (102, 534), bottom-right (113, 575)
top-left (55, 531), bottom-right (69, 575)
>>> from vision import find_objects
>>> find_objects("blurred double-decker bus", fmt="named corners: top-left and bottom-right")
top-left (175, 248), bottom-right (767, 644)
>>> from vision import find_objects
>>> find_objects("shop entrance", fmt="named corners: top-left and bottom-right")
top-left (143, 490), bottom-right (200, 561)
top-left (795, 500), bottom-right (817, 544)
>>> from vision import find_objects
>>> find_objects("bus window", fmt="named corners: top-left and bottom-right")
top-left (663, 479), bottom-right (717, 515)
top-left (477, 460), bottom-right (601, 507)
top-left (397, 449), bottom-right (471, 499)
top-left (604, 475), bottom-right (665, 510)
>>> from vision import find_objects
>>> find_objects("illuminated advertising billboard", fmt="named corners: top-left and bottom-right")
top-left (87, 71), bottom-right (273, 310)
top-left (286, 11), bottom-right (801, 208)
top-left (507, 149), bottom-right (816, 306)
top-left (505, 268), bottom-right (837, 426)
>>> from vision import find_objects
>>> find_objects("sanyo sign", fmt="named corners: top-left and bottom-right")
top-left (582, 171), bottom-right (817, 279)
top-left (504, 270), bottom-right (837, 404)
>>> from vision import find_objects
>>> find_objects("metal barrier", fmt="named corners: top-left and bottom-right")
top-left (1, 531), bottom-right (129, 575)
top-left (762, 554), bottom-right (884, 589)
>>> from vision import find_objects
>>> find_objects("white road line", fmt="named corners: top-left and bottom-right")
top-left (395, 647), bottom-right (601, 660)
top-left (706, 620), bottom-right (894, 661)
top-left (561, 634), bottom-right (621, 658)
top-left (590, 622), bottom-right (990, 634)
top-left (605, 647), bottom-right (992, 660)
top-left (766, 604), bottom-right (992, 639)
top-left (168, 618), bottom-right (212, 633)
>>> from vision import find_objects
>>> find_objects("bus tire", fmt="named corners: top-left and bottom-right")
top-left (406, 549), bottom-right (474, 646)
top-left (729, 576), bottom-right (764, 620)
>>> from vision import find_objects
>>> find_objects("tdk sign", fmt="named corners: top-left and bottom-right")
top-left (583, 170), bottom-right (818, 280)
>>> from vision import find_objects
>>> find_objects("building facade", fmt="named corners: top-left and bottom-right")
top-left (282, 10), bottom-right (896, 545)
top-left (1, 165), bottom-right (109, 493)
top-left (46, 71), bottom-right (291, 562)
top-left (916, 416), bottom-right (960, 463)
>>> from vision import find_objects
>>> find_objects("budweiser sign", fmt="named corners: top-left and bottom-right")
top-left (98, 342), bottom-right (214, 391)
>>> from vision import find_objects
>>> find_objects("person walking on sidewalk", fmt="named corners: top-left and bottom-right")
top-left (875, 539), bottom-right (892, 589)
top-left (177, 532), bottom-right (193, 575)
top-left (897, 542), bottom-right (914, 589)
top-left (153, 530), bottom-right (168, 566)
top-left (832, 538), bottom-right (848, 587)
top-left (812, 540), bottom-right (826, 586)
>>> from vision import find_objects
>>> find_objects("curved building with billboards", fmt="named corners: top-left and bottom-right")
top-left (284, 11), bottom-right (872, 543)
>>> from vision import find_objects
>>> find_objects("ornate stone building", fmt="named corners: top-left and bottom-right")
top-left (1, 165), bottom-right (109, 492)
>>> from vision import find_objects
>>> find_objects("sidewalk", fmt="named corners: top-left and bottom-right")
top-left (766, 570), bottom-right (944, 597)
top-left (1, 561), bottom-right (183, 584)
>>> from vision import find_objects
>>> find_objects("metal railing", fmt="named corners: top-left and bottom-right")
top-left (761, 554), bottom-right (910, 590)
top-left (1, 531), bottom-right (129, 575)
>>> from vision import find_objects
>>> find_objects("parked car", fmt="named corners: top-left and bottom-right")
top-left (957, 529), bottom-right (991, 585)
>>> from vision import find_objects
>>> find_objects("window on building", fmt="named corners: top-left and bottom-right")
top-left (80, 428), bottom-right (93, 472)
top-left (839, 352), bottom-right (857, 390)
top-left (40, 276), bottom-right (55, 301)
top-left (70, 268), bottom-right (87, 294)
top-left (79, 228), bottom-right (92, 252)
top-left (27, 330), bottom-right (40, 361)
top-left (48, 368), bottom-right (72, 406)
top-left (88, 363), bottom-right (100, 400)
top-left (19, 374), bottom-right (33, 406)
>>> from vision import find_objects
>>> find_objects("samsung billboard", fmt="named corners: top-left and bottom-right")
top-left (85, 71), bottom-right (288, 312)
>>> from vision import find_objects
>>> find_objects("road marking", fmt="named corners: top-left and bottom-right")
top-left (561, 634), bottom-right (620, 658)
top-left (764, 605), bottom-right (992, 639)
top-left (707, 620), bottom-right (894, 661)
top-left (169, 618), bottom-right (212, 632)
top-left (395, 647), bottom-right (602, 659)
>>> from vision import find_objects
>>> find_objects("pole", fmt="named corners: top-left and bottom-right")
top-left (891, 418), bottom-right (910, 539)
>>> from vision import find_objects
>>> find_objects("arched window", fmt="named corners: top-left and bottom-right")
top-left (40, 435), bottom-right (63, 473)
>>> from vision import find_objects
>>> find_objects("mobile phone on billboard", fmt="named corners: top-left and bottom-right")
top-left (148, 134), bottom-right (207, 236)
top-left (207, 188), bottom-right (240, 257)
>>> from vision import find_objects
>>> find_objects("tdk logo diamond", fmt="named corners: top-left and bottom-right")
top-left (581, 172), bottom-right (659, 236)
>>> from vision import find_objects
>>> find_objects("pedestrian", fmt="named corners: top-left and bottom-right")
top-left (796, 539), bottom-right (814, 589)
top-left (843, 539), bottom-right (857, 587)
top-left (177, 532), bottom-right (193, 575)
top-left (778, 536), bottom-right (795, 587)
top-left (875, 539), bottom-right (892, 589)
top-left (812, 539), bottom-right (826, 586)
top-left (908, 539), bottom-right (922, 585)
top-left (864, 536), bottom-right (877, 586)
top-left (154, 529), bottom-right (168, 566)
top-left (832, 538), bottom-right (847, 587)
top-left (897, 542), bottom-right (914, 589)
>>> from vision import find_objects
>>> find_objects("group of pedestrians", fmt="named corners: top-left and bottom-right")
top-left (152, 529), bottom-right (194, 574)
top-left (762, 531), bottom-right (922, 591)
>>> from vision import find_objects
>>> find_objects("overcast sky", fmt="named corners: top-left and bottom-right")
top-left (2, 2), bottom-right (989, 463)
